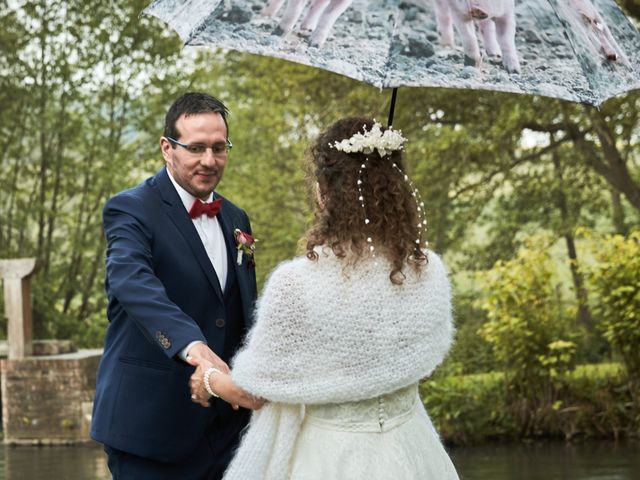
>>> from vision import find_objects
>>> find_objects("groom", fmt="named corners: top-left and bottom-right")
top-left (91, 92), bottom-right (260, 479)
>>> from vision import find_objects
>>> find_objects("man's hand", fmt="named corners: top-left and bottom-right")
top-left (185, 343), bottom-right (230, 374)
top-left (186, 356), bottom-right (265, 411)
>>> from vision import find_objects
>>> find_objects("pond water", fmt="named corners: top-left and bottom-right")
top-left (450, 442), bottom-right (640, 480)
top-left (0, 444), bottom-right (110, 480)
top-left (0, 440), bottom-right (637, 479)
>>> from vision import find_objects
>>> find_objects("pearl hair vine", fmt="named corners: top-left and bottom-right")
top-left (356, 160), bottom-right (428, 256)
top-left (332, 121), bottom-right (427, 257)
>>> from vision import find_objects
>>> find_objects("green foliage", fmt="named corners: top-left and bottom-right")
top-left (441, 289), bottom-right (494, 375)
top-left (1, 0), bottom-right (639, 367)
top-left (588, 231), bottom-right (640, 386)
top-left (0, 0), bottom-right (184, 346)
top-left (422, 363), bottom-right (639, 445)
top-left (538, 340), bottom-right (578, 379)
top-left (477, 237), bottom-right (577, 395)
top-left (422, 372), bottom-right (512, 444)
top-left (0, 294), bottom-right (5, 340)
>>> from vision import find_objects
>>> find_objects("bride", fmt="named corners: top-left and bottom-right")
top-left (189, 116), bottom-right (459, 479)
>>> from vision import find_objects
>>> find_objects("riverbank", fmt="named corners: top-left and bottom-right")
top-left (421, 363), bottom-right (640, 445)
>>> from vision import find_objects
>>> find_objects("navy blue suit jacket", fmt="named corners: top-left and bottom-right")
top-left (91, 168), bottom-right (257, 462)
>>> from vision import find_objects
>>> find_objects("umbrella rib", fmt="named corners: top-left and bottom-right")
top-left (181, 0), bottom-right (222, 46)
top-left (381, 0), bottom-right (403, 89)
top-left (143, 0), bottom-right (219, 46)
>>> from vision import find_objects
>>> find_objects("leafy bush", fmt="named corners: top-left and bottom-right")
top-left (440, 290), bottom-right (494, 376)
top-left (422, 363), bottom-right (638, 445)
top-left (476, 238), bottom-right (577, 397)
top-left (588, 231), bottom-right (640, 387)
top-left (422, 372), bottom-right (513, 445)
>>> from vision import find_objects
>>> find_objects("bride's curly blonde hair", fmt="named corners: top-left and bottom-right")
top-left (305, 117), bottom-right (427, 284)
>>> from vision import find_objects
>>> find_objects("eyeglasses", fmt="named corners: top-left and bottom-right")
top-left (166, 136), bottom-right (233, 157)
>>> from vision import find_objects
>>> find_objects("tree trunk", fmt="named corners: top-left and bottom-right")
top-left (4, 149), bottom-right (26, 254)
top-left (0, 101), bottom-right (25, 249)
top-left (610, 188), bottom-right (628, 235)
top-left (36, 2), bottom-right (49, 263)
top-left (77, 231), bottom-right (105, 322)
top-left (58, 150), bottom-right (93, 312)
top-left (552, 149), bottom-right (593, 332)
top-left (580, 107), bottom-right (640, 211)
top-left (564, 233), bottom-right (593, 332)
top-left (44, 88), bottom-right (68, 274)
top-left (523, 110), bottom-right (640, 213)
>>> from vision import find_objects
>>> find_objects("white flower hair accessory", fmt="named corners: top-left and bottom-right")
top-left (330, 120), bottom-right (407, 157)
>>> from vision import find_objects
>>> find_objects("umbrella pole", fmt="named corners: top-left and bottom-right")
top-left (387, 88), bottom-right (398, 127)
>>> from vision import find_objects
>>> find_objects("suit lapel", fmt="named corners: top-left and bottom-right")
top-left (153, 168), bottom-right (225, 303)
top-left (216, 195), bottom-right (254, 327)
top-left (216, 198), bottom-right (242, 285)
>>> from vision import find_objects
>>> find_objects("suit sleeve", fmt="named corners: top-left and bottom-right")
top-left (103, 193), bottom-right (206, 358)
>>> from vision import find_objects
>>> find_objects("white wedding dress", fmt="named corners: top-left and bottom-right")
top-left (289, 384), bottom-right (459, 479)
top-left (223, 251), bottom-right (459, 480)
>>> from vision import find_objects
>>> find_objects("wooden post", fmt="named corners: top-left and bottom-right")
top-left (0, 259), bottom-right (36, 359)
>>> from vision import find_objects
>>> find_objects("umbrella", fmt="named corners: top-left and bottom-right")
top-left (144, 0), bottom-right (640, 122)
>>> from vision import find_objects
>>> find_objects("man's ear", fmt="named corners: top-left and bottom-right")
top-left (160, 137), bottom-right (173, 164)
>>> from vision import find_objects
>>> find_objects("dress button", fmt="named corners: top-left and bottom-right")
top-left (215, 318), bottom-right (226, 328)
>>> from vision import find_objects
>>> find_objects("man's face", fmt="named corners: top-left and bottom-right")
top-left (160, 112), bottom-right (228, 200)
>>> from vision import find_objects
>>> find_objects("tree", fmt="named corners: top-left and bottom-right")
top-left (0, 0), bottom-right (185, 344)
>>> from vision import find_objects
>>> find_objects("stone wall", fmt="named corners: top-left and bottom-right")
top-left (1, 350), bottom-right (102, 444)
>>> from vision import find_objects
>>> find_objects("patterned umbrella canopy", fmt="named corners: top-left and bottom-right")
top-left (145, 0), bottom-right (640, 106)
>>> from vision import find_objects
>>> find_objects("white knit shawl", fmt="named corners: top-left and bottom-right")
top-left (223, 249), bottom-right (454, 480)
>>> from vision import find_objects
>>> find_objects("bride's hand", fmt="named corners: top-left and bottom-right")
top-left (188, 359), bottom-right (265, 410)
top-left (205, 370), bottom-right (266, 411)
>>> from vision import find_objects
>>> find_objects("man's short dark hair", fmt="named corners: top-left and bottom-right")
top-left (164, 92), bottom-right (230, 140)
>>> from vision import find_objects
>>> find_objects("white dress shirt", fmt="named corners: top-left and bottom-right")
top-left (166, 168), bottom-right (228, 360)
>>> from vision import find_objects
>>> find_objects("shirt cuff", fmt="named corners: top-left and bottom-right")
top-left (179, 340), bottom-right (206, 362)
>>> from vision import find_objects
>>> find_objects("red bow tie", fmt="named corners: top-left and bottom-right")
top-left (189, 198), bottom-right (222, 219)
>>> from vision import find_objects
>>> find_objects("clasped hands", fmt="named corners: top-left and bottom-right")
top-left (186, 343), bottom-right (265, 410)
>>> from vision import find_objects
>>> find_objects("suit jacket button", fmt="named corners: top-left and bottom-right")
top-left (215, 319), bottom-right (225, 328)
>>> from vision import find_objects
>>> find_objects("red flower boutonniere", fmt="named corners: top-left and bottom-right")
top-left (234, 229), bottom-right (257, 267)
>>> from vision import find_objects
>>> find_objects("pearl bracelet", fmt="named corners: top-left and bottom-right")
top-left (203, 367), bottom-right (222, 398)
